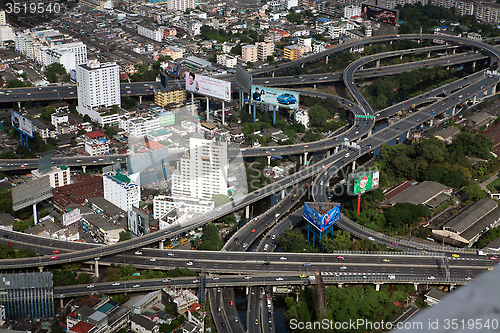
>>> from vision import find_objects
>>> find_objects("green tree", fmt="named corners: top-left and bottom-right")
top-left (77, 272), bottom-right (92, 284)
top-left (105, 126), bottom-right (117, 139)
top-left (198, 223), bottom-right (223, 251)
top-left (464, 183), bottom-right (487, 202)
top-left (278, 229), bottom-right (307, 252)
top-left (44, 63), bottom-right (66, 83)
top-left (119, 231), bottom-right (131, 242)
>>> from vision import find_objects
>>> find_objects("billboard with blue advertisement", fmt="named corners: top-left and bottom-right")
top-left (303, 202), bottom-right (341, 232)
top-left (251, 85), bottom-right (299, 110)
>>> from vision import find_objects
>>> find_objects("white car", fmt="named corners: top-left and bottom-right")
top-left (150, 258), bottom-right (156, 262)
top-left (345, 153), bottom-right (350, 157)
top-left (163, 279), bottom-right (170, 282)
top-left (193, 279), bottom-right (199, 283)
top-left (87, 284), bottom-right (95, 288)
top-left (186, 261), bottom-right (194, 266)
top-left (168, 252), bottom-right (174, 256)
top-left (320, 181), bottom-right (323, 186)
top-left (135, 251), bottom-right (142, 255)
top-left (280, 257), bottom-right (287, 260)
top-left (112, 282), bottom-right (120, 286)
top-left (275, 277), bottom-right (284, 281)
top-left (133, 284), bottom-right (140, 287)
top-left (427, 276), bottom-right (435, 280)
top-left (368, 237), bottom-right (375, 241)
top-left (216, 207), bottom-right (222, 211)
top-left (465, 276), bottom-right (472, 281)
top-left (213, 276), bottom-right (220, 280)
top-left (271, 235), bottom-right (276, 240)
top-left (27, 93), bottom-right (31, 96)
top-left (340, 266), bottom-right (347, 270)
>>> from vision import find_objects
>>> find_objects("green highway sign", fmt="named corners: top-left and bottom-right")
top-left (355, 115), bottom-right (375, 119)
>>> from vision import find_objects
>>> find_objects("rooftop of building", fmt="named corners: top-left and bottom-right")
top-left (130, 314), bottom-right (157, 331)
top-left (0, 271), bottom-right (53, 289)
top-left (69, 321), bottom-right (95, 333)
top-left (132, 290), bottom-right (161, 308)
top-left (442, 198), bottom-right (498, 234)
top-left (468, 111), bottom-right (492, 124)
top-left (383, 181), bottom-right (451, 207)
top-left (86, 197), bottom-right (125, 217)
top-left (86, 131), bottom-right (105, 139)
top-left (145, 141), bottom-right (165, 150)
top-left (434, 126), bottom-right (461, 140)
top-left (426, 288), bottom-right (450, 301)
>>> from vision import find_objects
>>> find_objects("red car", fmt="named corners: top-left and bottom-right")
top-left (230, 300), bottom-right (234, 305)
top-left (7, 243), bottom-right (13, 246)
top-left (50, 256), bottom-right (57, 259)
top-left (392, 242), bottom-right (399, 246)
top-left (490, 256), bottom-right (498, 260)
top-left (252, 229), bottom-right (256, 233)
top-left (53, 250), bottom-right (60, 254)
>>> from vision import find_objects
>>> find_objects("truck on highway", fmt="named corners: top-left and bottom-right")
top-left (388, 274), bottom-right (395, 280)
top-left (308, 276), bottom-right (316, 282)
top-left (478, 250), bottom-right (487, 256)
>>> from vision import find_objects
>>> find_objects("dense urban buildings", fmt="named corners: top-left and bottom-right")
top-left (103, 170), bottom-right (141, 211)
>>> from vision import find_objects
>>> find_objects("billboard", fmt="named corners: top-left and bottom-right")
top-left (165, 61), bottom-right (179, 77)
top-left (185, 72), bottom-right (231, 101)
top-left (303, 202), bottom-right (341, 232)
top-left (63, 208), bottom-right (81, 227)
top-left (128, 207), bottom-right (149, 237)
top-left (11, 110), bottom-right (34, 138)
top-left (361, 4), bottom-right (398, 26)
top-left (12, 177), bottom-right (52, 211)
top-left (347, 170), bottom-right (380, 196)
top-left (251, 85), bottom-right (300, 110)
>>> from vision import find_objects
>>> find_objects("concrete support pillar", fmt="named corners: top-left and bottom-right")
top-left (253, 103), bottom-right (256, 123)
top-left (450, 284), bottom-right (455, 291)
top-left (95, 258), bottom-right (99, 278)
top-left (60, 299), bottom-right (64, 309)
top-left (206, 97), bottom-right (210, 121)
top-left (375, 284), bottom-right (380, 291)
top-left (246, 205), bottom-right (250, 219)
top-left (281, 189), bottom-right (285, 199)
top-left (376, 59), bottom-right (380, 67)
top-left (327, 150), bottom-right (330, 157)
top-left (17, 101), bottom-right (21, 110)
top-left (303, 152), bottom-right (308, 166)
top-left (493, 84), bottom-right (497, 95)
top-left (453, 49), bottom-right (456, 54)
top-left (472, 61), bottom-right (476, 71)
top-left (473, 95), bottom-right (477, 103)
top-left (452, 107), bottom-right (456, 116)
top-left (272, 71), bottom-right (275, 78)
top-left (427, 52), bottom-right (431, 59)
top-left (82, 165), bottom-right (86, 173)
top-left (414, 283), bottom-right (419, 291)
top-left (334, 147), bottom-right (339, 153)
top-left (301, 63), bottom-right (304, 68)
top-left (368, 128), bottom-right (372, 137)
top-left (159, 240), bottom-right (164, 250)
top-left (267, 155), bottom-right (271, 165)
top-left (273, 106), bottom-right (276, 127)
top-left (222, 101), bottom-right (225, 125)
top-left (352, 159), bottom-right (356, 171)
top-left (246, 287), bottom-right (249, 295)
top-left (396, 135), bottom-right (400, 144)
top-left (406, 131), bottom-right (410, 139)
top-left (313, 84), bottom-right (316, 89)
top-left (139, 95), bottom-right (142, 105)
top-left (400, 54), bottom-right (403, 60)
top-left (338, 283), bottom-right (343, 288)
top-left (299, 155), bottom-right (302, 165)
top-left (33, 203), bottom-right (38, 225)
top-left (429, 118), bottom-right (433, 127)
top-left (38, 266), bottom-right (43, 272)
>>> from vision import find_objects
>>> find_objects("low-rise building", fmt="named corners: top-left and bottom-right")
top-left (216, 54), bottom-right (238, 68)
top-left (130, 314), bottom-right (159, 333)
top-left (383, 181), bottom-right (452, 210)
top-left (103, 170), bottom-right (141, 212)
top-left (154, 89), bottom-right (185, 107)
top-left (147, 128), bottom-right (172, 142)
top-left (164, 289), bottom-right (198, 315)
top-left (32, 165), bottom-right (71, 188)
top-left (467, 111), bottom-right (493, 130)
top-left (131, 291), bottom-right (162, 315)
top-left (153, 195), bottom-right (214, 219)
top-left (425, 289), bottom-right (450, 306)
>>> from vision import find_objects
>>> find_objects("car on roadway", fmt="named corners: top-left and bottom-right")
top-left (244, 276), bottom-right (252, 279)
top-left (255, 319), bottom-right (259, 325)
top-left (337, 256), bottom-right (344, 260)
top-left (135, 251), bottom-right (142, 255)
top-left (53, 89), bottom-right (57, 91)
top-left (383, 259), bottom-right (390, 262)
top-left (465, 276), bottom-right (472, 281)
top-left (230, 300), bottom-right (234, 305)
top-left (127, 91), bottom-right (132, 94)
top-left (280, 257), bottom-right (287, 260)
top-left (163, 279), bottom-right (170, 282)
top-left (277, 93), bottom-right (297, 105)
top-left (368, 237), bottom-right (375, 241)
top-left (112, 282), bottom-right (120, 286)
top-left (168, 252), bottom-right (174, 256)
top-left (276, 277), bottom-right (284, 281)
top-left (213, 276), bottom-right (220, 280)
top-left (391, 242), bottom-right (399, 246)
top-left (405, 101), bottom-right (408, 104)
top-left (271, 234), bottom-right (276, 240)
top-left (489, 256), bottom-right (498, 260)
top-left (252, 229), bottom-right (256, 233)
top-left (133, 284), bottom-right (140, 287)
top-left (488, 267), bottom-right (494, 270)
top-left (265, 81), bottom-right (269, 83)
top-left (216, 207), bottom-right (222, 212)
top-left (340, 266), bottom-right (347, 270)
top-left (186, 261), bottom-right (193, 266)
top-left (427, 276), bottom-right (435, 280)
top-left (345, 153), bottom-right (350, 157)
top-left (150, 258), bottom-right (156, 261)
top-left (27, 93), bottom-right (31, 96)
top-left (242, 243), bottom-right (248, 248)
top-left (304, 145), bottom-right (309, 148)
top-left (50, 256), bottom-right (57, 259)
top-left (7, 243), bottom-right (13, 246)
top-left (87, 284), bottom-right (94, 288)
top-left (76, 159), bottom-right (82, 162)
top-left (452, 254), bottom-right (460, 258)
top-left (300, 274), bottom-right (307, 278)
top-left (53, 250), bottom-right (60, 254)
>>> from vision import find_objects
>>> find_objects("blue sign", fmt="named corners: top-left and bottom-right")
top-left (303, 203), bottom-right (341, 232)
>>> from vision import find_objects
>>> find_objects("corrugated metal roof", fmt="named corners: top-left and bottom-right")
top-left (0, 272), bottom-right (53, 290)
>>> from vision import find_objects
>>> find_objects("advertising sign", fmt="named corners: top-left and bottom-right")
top-left (63, 208), bottom-right (81, 227)
top-left (165, 61), bottom-right (179, 77)
top-left (361, 4), bottom-right (398, 26)
top-left (11, 110), bottom-right (34, 138)
top-left (12, 177), bottom-right (52, 211)
top-left (250, 85), bottom-right (300, 110)
top-left (128, 208), bottom-right (149, 237)
top-left (303, 202), bottom-right (341, 232)
top-left (347, 170), bottom-right (380, 196)
top-left (185, 72), bottom-right (231, 101)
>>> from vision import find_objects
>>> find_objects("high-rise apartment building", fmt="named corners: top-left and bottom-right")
top-left (154, 89), bottom-right (186, 107)
top-left (76, 60), bottom-right (120, 126)
top-left (242, 44), bottom-right (258, 63)
top-left (171, 138), bottom-right (228, 201)
top-left (343, 4), bottom-right (361, 18)
top-left (32, 165), bottom-right (71, 188)
top-left (167, 0), bottom-right (195, 12)
top-left (256, 42), bottom-right (275, 61)
top-left (0, 272), bottom-right (54, 320)
top-left (103, 170), bottom-right (141, 211)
